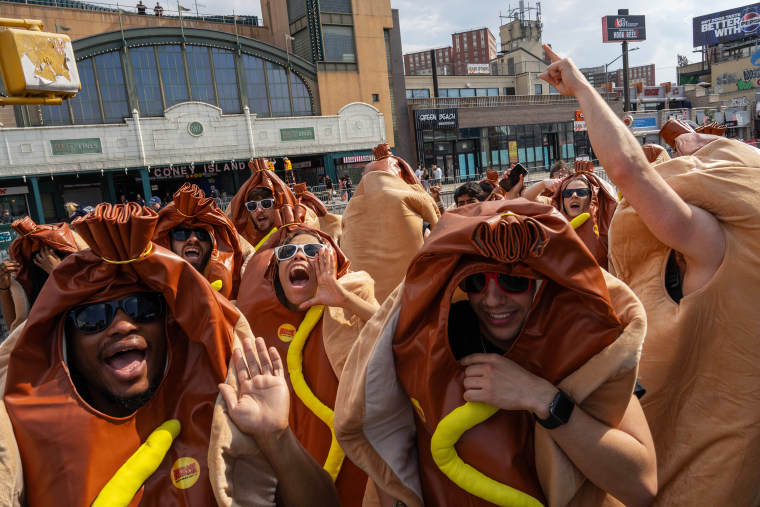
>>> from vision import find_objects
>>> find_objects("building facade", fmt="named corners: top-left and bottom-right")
top-left (451, 27), bottom-right (497, 76)
top-left (403, 47), bottom-right (452, 77)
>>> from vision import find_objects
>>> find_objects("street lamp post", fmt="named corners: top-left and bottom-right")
top-left (604, 46), bottom-right (639, 104)
top-left (285, 33), bottom-right (295, 69)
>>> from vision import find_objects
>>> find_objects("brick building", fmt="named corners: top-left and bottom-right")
top-left (451, 27), bottom-right (497, 75)
top-left (403, 46), bottom-right (452, 76)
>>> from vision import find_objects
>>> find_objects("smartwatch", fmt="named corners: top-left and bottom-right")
top-left (534, 389), bottom-right (575, 429)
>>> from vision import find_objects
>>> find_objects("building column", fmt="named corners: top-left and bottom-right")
top-left (28, 176), bottom-right (45, 224)
top-left (105, 171), bottom-right (117, 203)
top-left (140, 168), bottom-right (152, 201)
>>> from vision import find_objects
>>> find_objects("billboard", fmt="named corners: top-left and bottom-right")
top-left (693, 4), bottom-right (760, 47)
top-left (602, 15), bottom-right (646, 43)
top-left (467, 63), bottom-right (490, 75)
top-left (414, 109), bottom-right (458, 130)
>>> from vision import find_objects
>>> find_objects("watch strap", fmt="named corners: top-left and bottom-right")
top-left (534, 389), bottom-right (574, 429)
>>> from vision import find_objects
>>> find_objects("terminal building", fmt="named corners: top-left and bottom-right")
top-left (0, 0), bottom-right (410, 223)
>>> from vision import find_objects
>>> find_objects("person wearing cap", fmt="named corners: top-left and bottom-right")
top-left (227, 159), bottom-right (314, 251)
top-left (153, 183), bottom-right (244, 300)
top-left (542, 45), bottom-right (760, 504)
top-left (235, 224), bottom-right (378, 506)
top-left (0, 203), bottom-right (339, 506)
top-left (149, 196), bottom-right (162, 211)
top-left (340, 143), bottom-right (440, 303)
top-left (0, 217), bottom-right (84, 332)
top-left (334, 199), bottom-right (656, 506)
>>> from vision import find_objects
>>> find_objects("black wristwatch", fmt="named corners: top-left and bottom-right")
top-left (534, 389), bottom-right (575, 429)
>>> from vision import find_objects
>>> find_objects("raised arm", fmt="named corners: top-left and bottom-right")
top-left (219, 337), bottom-right (339, 507)
top-left (539, 45), bottom-right (724, 292)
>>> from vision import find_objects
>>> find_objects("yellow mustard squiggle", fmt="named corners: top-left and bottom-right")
top-left (430, 402), bottom-right (544, 507)
top-left (569, 212), bottom-right (590, 230)
top-left (286, 305), bottom-right (346, 481)
top-left (254, 226), bottom-right (278, 250)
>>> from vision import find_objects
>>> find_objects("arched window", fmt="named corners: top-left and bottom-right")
top-left (131, 46), bottom-right (163, 117)
top-left (291, 72), bottom-right (312, 116)
top-left (241, 54), bottom-right (269, 118)
top-left (157, 45), bottom-right (189, 107)
top-left (186, 45), bottom-right (214, 104)
top-left (95, 52), bottom-right (129, 123)
top-left (69, 59), bottom-right (101, 124)
top-left (266, 61), bottom-right (292, 117)
top-left (211, 48), bottom-right (241, 113)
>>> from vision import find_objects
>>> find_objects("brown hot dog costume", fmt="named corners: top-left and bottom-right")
top-left (292, 182), bottom-right (342, 244)
top-left (551, 161), bottom-right (618, 269)
top-left (1, 204), bottom-right (273, 505)
top-left (340, 143), bottom-right (440, 302)
top-left (335, 199), bottom-right (647, 506)
top-left (608, 120), bottom-right (760, 505)
top-left (236, 224), bottom-right (377, 506)
top-left (153, 183), bottom-right (244, 300)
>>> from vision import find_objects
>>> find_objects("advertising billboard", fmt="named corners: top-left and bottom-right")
top-left (602, 15), bottom-right (646, 43)
top-left (414, 109), bottom-right (458, 130)
top-left (693, 3), bottom-right (760, 47)
top-left (467, 64), bottom-right (491, 75)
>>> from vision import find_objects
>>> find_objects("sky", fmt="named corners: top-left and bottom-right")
top-left (200, 0), bottom-right (755, 84)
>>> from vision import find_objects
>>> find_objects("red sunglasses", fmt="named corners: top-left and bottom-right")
top-left (459, 272), bottom-right (532, 295)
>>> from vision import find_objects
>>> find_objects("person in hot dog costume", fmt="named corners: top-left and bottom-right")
top-left (0, 217), bottom-right (84, 332)
top-left (334, 199), bottom-right (656, 506)
top-left (549, 161), bottom-right (617, 270)
top-left (236, 223), bottom-right (378, 506)
top-left (227, 158), bottom-right (315, 251)
top-left (541, 44), bottom-right (760, 504)
top-left (340, 143), bottom-right (440, 303)
top-left (0, 204), bottom-right (338, 506)
top-left (153, 182), bottom-right (244, 300)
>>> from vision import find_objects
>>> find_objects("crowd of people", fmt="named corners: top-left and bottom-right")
top-left (0, 45), bottom-right (757, 506)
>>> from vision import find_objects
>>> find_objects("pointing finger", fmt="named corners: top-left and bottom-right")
top-left (543, 44), bottom-right (560, 62)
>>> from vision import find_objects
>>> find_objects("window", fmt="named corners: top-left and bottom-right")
top-left (321, 0), bottom-right (352, 13)
top-left (211, 48), bottom-right (241, 113)
top-left (372, 93), bottom-right (379, 102)
top-left (242, 54), bottom-right (269, 117)
top-left (95, 52), bottom-right (129, 123)
top-left (131, 46), bottom-right (163, 116)
top-left (69, 59), bottom-right (101, 124)
top-left (186, 46), bottom-right (214, 104)
top-left (534, 83), bottom-right (542, 95)
top-left (41, 101), bottom-right (71, 126)
top-left (290, 72), bottom-right (312, 116)
top-left (322, 25), bottom-right (356, 62)
top-left (157, 45), bottom-right (189, 107)
top-left (266, 61), bottom-right (292, 116)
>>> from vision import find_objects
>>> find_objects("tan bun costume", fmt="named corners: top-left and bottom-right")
top-left (340, 143), bottom-right (440, 302)
top-left (0, 204), bottom-right (280, 506)
top-left (608, 119), bottom-right (760, 505)
top-left (335, 199), bottom-right (647, 506)
top-left (226, 158), bottom-right (315, 249)
top-left (153, 183), bottom-right (244, 299)
top-left (293, 182), bottom-right (342, 243)
top-left (551, 161), bottom-right (618, 270)
top-left (235, 224), bottom-right (377, 507)
top-left (5, 217), bottom-right (83, 331)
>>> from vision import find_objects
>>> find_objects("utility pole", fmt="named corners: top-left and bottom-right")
top-left (619, 9), bottom-right (631, 112)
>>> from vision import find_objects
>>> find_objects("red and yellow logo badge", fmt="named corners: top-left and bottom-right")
top-left (171, 457), bottom-right (200, 490)
top-left (277, 323), bottom-right (297, 342)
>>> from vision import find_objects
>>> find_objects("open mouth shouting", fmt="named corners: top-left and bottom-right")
top-left (289, 264), bottom-right (311, 288)
top-left (102, 337), bottom-right (149, 382)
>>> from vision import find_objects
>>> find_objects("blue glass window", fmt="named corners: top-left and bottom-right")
top-left (186, 45), bottom-right (214, 104)
top-left (157, 45), bottom-right (189, 107)
top-left (211, 48), bottom-right (240, 113)
top-left (95, 52), bottom-right (129, 123)
top-left (290, 73), bottom-right (311, 116)
top-left (130, 46), bottom-right (163, 116)
top-left (41, 102), bottom-right (71, 126)
top-left (242, 54), bottom-right (269, 117)
top-left (266, 61), bottom-right (292, 117)
top-left (70, 59), bottom-right (101, 124)
top-left (322, 25), bottom-right (356, 62)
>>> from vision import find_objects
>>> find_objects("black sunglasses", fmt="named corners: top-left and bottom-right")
top-left (68, 293), bottom-right (165, 334)
top-left (561, 188), bottom-right (590, 199)
top-left (170, 228), bottom-right (212, 242)
top-left (245, 198), bottom-right (275, 212)
top-left (459, 272), bottom-right (532, 295)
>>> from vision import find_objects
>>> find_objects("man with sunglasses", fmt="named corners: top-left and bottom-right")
top-left (0, 203), bottom-right (339, 506)
top-left (227, 159), bottom-right (314, 250)
top-left (542, 45), bottom-right (760, 504)
top-left (335, 200), bottom-right (656, 506)
top-left (153, 183), bottom-right (244, 300)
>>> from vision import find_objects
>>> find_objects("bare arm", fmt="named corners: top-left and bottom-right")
top-left (300, 248), bottom-right (379, 323)
top-left (460, 354), bottom-right (657, 506)
top-left (219, 338), bottom-right (339, 507)
top-left (540, 45), bottom-right (724, 292)
top-left (522, 179), bottom-right (560, 202)
top-left (0, 261), bottom-right (19, 329)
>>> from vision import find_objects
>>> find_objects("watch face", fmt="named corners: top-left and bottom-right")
top-left (552, 391), bottom-right (575, 424)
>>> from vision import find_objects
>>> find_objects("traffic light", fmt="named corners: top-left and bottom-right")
top-left (0, 18), bottom-right (80, 106)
